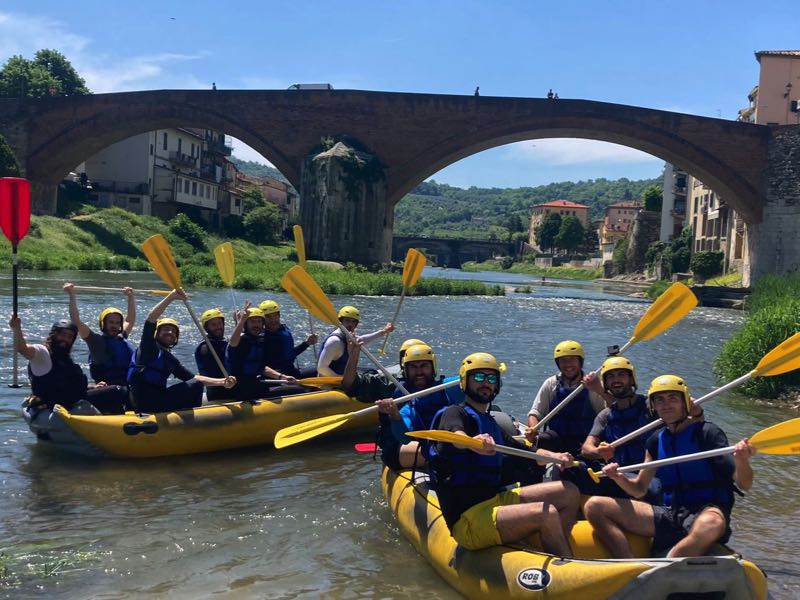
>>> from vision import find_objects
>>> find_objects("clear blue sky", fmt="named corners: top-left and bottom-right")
top-left (2, 1), bottom-right (797, 188)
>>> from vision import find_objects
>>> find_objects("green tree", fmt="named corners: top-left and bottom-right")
top-left (583, 223), bottom-right (599, 254)
top-left (642, 185), bottom-right (663, 212)
top-left (0, 49), bottom-right (90, 98)
top-left (535, 212), bottom-right (561, 253)
top-left (554, 216), bottom-right (585, 253)
top-left (612, 236), bottom-right (629, 275)
top-left (243, 204), bottom-right (282, 245)
top-left (242, 184), bottom-right (266, 213)
top-left (0, 134), bottom-right (21, 177)
top-left (690, 250), bottom-right (724, 280)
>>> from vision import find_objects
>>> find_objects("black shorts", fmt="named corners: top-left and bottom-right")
top-left (651, 504), bottom-right (732, 554)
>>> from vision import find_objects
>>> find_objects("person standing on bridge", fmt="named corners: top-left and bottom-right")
top-left (316, 306), bottom-right (394, 377)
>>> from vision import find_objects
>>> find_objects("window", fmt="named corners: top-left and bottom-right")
top-left (192, 182), bottom-right (197, 195)
top-left (206, 186), bottom-right (211, 199)
top-left (178, 138), bottom-right (182, 154)
top-left (150, 144), bottom-right (154, 156)
top-left (191, 143), bottom-right (195, 157)
top-left (163, 132), bottom-right (168, 151)
top-left (234, 198), bottom-right (241, 207)
top-left (184, 180), bottom-right (190, 194)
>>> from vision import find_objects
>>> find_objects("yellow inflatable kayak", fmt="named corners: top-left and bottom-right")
top-left (23, 390), bottom-right (374, 458)
top-left (382, 468), bottom-right (768, 600)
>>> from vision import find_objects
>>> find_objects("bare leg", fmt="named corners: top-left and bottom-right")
top-left (518, 480), bottom-right (580, 540)
top-left (668, 507), bottom-right (726, 557)
top-left (398, 442), bottom-right (427, 468)
top-left (495, 502), bottom-right (572, 557)
top-left (584, 496), bottom-right (655, 558)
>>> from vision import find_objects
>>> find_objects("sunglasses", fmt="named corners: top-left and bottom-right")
top-left (472, 372), bottom-right (499, 384)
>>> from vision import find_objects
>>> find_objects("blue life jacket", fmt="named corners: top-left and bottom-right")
top-left (547, 375), bottom-right (596, 443)
top-left (29, 351), bottom-right (88, 408)
top-left (322, 329), bottom-right (348, 374)
top-left (428, 404), bottom-right (505, 489)
top-left (263, 325), bottom-right (297, 373)
top-left (89, 335), bottom-right (134, 385)
top-left (225, 335), bottom-right (264, 379)
top-left (657, 422), bottom-right (734, 509)
top-left (194, 338), bottom-right (229, 378)
top-left (393, 375), bottom-right (464, 433)
top-left (127, 347), bottom-right (178, 388)
top-left (604, 394), bottom-right (651, 465)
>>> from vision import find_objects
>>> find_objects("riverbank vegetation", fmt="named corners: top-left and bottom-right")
top-left (0, 208), bottom-right (503, 296)
top-left (462, 259), bottom-right (602, 280)
top-left (714, 273), bottom-right (800, 399)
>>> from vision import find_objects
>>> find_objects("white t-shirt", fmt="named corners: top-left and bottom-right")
top-left (528, 373), bottom-right (606, 420)
top-left (28, 344), bottom-right (54, 376)
top-left (316, 329), bottom-right (386, 377)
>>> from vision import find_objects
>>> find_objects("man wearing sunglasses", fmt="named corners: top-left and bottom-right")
top-left (427, 352), bottom-right (580, 554)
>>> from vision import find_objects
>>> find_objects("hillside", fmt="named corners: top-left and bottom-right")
top-left (229, 156), bottom-right (290, 184)
top-left (394, 177), bottom-right (660, 239)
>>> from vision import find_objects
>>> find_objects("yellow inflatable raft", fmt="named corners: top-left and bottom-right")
top-left (382, 468), bottom-right (768, 600)
top-left (23, 390), bottom-right (374, 458)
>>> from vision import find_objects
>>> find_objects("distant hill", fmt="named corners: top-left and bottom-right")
top-left (230, 156), bottom-right (291, 184)
top-left (394, 177), bottom-right (661, 239)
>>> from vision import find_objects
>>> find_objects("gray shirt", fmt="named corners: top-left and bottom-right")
top-left (528, 373), bottom-right (607, 420)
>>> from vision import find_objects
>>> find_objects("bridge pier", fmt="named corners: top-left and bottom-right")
top-left (743, 126), bottom-right (800, 286)
top-left (300, 141), bottom-right (391, 265)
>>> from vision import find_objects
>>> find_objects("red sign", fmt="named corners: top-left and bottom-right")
top-left (0, 177), bottom-right (31, 245)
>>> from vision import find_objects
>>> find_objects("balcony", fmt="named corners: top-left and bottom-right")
top-left (91, 179), bottom-right (150, 195)
top-left (169, 151), bottom-right (197, 167)
top-left (206, 138), bottom-right (233, 156)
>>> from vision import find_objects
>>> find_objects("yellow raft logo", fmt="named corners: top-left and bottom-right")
top-left (516, 568), bottom-right (551, 591)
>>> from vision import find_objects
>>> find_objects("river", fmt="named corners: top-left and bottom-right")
top-left (1, 270), bottom-right (798, 599)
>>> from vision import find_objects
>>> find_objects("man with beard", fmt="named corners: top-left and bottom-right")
top-left (526, 340), bottom-right (607, 456)
top-left (128, 289), bottom-right (236, 413)
top-left (427, 352), bottom-right (580, 553)
top-left (10, 316), bottom-right (93, 412)
top-left (63, 282), bottom-right (135, 414)
top-left (259, 299), bottom-right (318, 379)
top-left (316, 305), bottom-right (394, 377)
top-left (343, 339), bottom-right (463, 469)
top-left (194, 308), bottom-right (236, 403)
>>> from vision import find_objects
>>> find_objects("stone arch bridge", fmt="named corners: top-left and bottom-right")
top-left (392, 236), bottom-right (516, 268)
top-left (1, 89), bottom-right (798, 284)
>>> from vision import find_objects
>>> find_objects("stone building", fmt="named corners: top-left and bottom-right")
top-left (528, 199), bottom-right (588, 249)
top-left (598, 200), bottom-right (642, 261)
top-left (235, 171), bottom-right (298, 230)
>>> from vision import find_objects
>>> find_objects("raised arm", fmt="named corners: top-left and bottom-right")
top-left (123, 287), bottom-right (136, 336)
top-left (63, 282), bottom-right (92, 339)
top-left (146, 288), bottom-right (185, 324)
top-left (228, 302), bottom-right (251, 348)
top-left (8, 316), bottom-right (37, 360)
top-left (341, 337), bottom-right (363, 391)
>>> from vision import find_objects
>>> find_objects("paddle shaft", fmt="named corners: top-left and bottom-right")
top-left (9, 243), bottom-right (20, 387)
top-left (610, 371), bottom-right (754, 448)
top-left (346, 379), bottom-right (458, 421)
top-left (379, 287), bottom-right (406, 356)
top-left (597, 444), bottom-right (743, 478)
top-left (342, 324), bottom-right (409, 395)
top-left (307, 311), bottom-right (317, 360)
top-left (182, 299), bottom-right (229, 378)
top-left (73, 286), bottom-right (171, 296)
top-left (532, 339), bottom-right (634, 433)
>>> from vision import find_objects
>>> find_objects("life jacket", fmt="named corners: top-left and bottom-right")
top-left (194, 338), bottom-right (229, 378)
top-left (29, 350), bottom-right (88, 409)
top-left (225, 335), bottom-right (264, 379)
top-left (127, 347), bottom-right (178, 388)
top-left (263, 325), bottom-right (297, 373)
top-left (604, 394), bottom-right (651, 465)
top-left (322, 329), bottom-right (348, 374)
top-left (394, 375), bottom-right (464, 433)
top-left (657, 422), bottom-right (734, 509)
top-left (89, 334), bottom-right (134, 385)
top-left (428, 404), bottom-right (505, 489)
top-left (547, 374), bottom-right (596, 443)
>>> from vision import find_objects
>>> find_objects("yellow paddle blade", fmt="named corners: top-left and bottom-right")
top-left (142, 234), bottom-right (181, 289)
top-left (213, 242), bottom-right (235, 287)
top-left (753, 332), bottom-right (800, 377)
top-left (750, 417), bottom-right (800, 455)
top-left (402, 248), bottom-right (426, 288)
top-left (280, 266), bottom-right (338, 325)
top-left (274, 412), bottom-right (352, 448)
top-left (298, 376), bottom-right (343, 387)
top-left (407, 429), bottom-right (483, 450)
top-left (293, 225), bottom-right (306, 266)
top-left (630, 282), bottom-right (697, 344)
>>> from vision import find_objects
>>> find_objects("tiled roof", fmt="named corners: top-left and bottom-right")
top-left (755, 50), bottom-right (800, 62)
top-left (608, 201), bottom-right (642, 208)
top-left (533, 200), bottom-right (588, 209)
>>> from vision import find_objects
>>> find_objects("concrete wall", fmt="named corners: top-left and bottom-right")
top-left (756, 55), bottom-right (800, 126)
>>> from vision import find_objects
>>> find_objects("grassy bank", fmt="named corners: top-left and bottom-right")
top-left (714, 273), bottom-right (800, 399)
top-left (462, 259), bottom-right (602, 280)
top-left (645, 271), bottom-right (745, 300)
top-left (0, 208), bottom-right (503, 296)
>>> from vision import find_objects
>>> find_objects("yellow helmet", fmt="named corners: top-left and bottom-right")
top-left (155, 318), bottom-right (180, 345)
top-left (259, 300), bottom-right (280, 315)
top-left (338, 305), bottom-right (360, 321)
top-left (648, 374), bottom-right (691, 414)
top-left (459, 352), bottom-right (507, 392)
top-left (553, 340), bottom-right (585, 365)
top-left (201, 308), bottom-right (225, 328)
top-left (401, 343), bottom-right (438, 375)
top-left (98, 307), bottom-right (124, 331)
top-left (246, 307), bottom-right (266, 321)
top-left (399, 338), bottom-right (425, 363)
top-left (599, 356), bottom-right (637, 390)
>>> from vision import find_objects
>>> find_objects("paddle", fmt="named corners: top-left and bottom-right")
top-left (72, 285), bottom-right (172, 296)
top-left (588, 417), bottom-right (800, 483)
top-left (355, 442), bottom-right (377, 453)
top-left (407, 430), bottom-right (579, 467)
top-left (260, 376), bottom-right (343, 387)
top-left (293, 225), bottom-right (317, 359)
top-left (213, 242), bottom-right (237, 310)
top-left (610, 331), bottom-right (800, 449)
top-left (379, 248), bottom-right (426, 357)
top-left (141, 234), bottom-right (229, 378)
top-left (274, 379), bottom-right (459, 448)
top-left (531, 282), bottom-right (697, 434)
top-left (1, 178), bottom-right (31, 388)
top-left (280, 265), bottom-right (408, 394)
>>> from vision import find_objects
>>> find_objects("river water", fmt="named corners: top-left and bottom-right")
top-left (1, 269), bottom-right (798, 599)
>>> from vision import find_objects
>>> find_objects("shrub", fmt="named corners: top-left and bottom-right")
top-left (612, 237), bottom-right (629, 275)
top-left (222, 214), bottom-right (245, 238)
top-left (243, 205), bottom-right (281, 245)
top-left (169, 213), bottom-right (207, 251)
top-left (690, 251), bottom-right (724, 281)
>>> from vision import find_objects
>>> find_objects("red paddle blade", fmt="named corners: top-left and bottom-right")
top-left (354, 443), bottom-right (377, 453)
top-left (0, 178), bottom-right (31, 245)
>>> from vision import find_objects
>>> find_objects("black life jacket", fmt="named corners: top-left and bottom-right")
top-left (263, 324), bottom-right (297, 374)
top-left (322, 329), bottom-right (348, 375)
top-left (225, 335), bottom-right (264, 379)
top-left (546, 374), bottom-right (596, 448)
top-left (29, 350), bottom-right (87, 409)
top-left (89, 334), bottom-right (134, 385)
top-left (194, 338), bottom-right (229, 378)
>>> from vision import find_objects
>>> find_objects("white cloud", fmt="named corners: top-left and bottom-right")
top-left (507, 138), bottom-right (661, 167)
top-left (0, 12), bottom-right (89, 60)
top-left (81, 53), bottom-right (208, 93)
